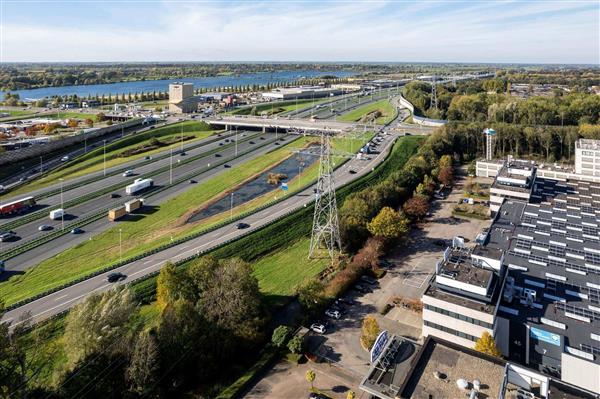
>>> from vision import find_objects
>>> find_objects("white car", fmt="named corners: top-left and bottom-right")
top-left (310, 323), bottom-right (326, 334)
top-left (122, 170), bottom-right (134, 177)
top-left (325, 309), bottom-right (341, 319)
top-left (61, 156), bottom-right (70, 162)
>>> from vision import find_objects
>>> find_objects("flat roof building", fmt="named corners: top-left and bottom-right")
top-left (262, 86), bottom-right (342, 100)
top-left (169, 82), bottom-right (199, 114)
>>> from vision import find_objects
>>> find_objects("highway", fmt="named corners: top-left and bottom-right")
top-left (1, 127), bottom-right (400, 328)
top-left (0, 130), bottom-right (288, 272)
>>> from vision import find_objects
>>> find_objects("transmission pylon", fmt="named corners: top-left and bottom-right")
top-left (309, 131), bottom-right (341, 260)
top-left (430, 76), bottom-right (438, 110)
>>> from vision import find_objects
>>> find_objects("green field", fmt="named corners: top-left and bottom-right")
top-left (229, 98), bottom-right (331, 116)
top-left (0, 132), bottom-right (372, 306)
top-left (2, 122), bottom-right (215, 199)
top-left (338, 99), bottom-right (398, 125)
top-left (0, 109), bottom-right (36, 117)
top-left (45, 111), bottom-right (98, 120)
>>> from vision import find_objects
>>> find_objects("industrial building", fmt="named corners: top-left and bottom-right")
top-left (261, 86), bottom-right (342, 100)
top-left (422, 158), bottom-right (600, 394)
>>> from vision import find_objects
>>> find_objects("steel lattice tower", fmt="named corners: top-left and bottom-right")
top-left (309, 132), bottom-right (341, 260)
top-left (430, 77), bottom-right (438, 110)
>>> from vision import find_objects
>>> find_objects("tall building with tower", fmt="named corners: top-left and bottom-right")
top-left (169, 82), bottom-right (199, 113)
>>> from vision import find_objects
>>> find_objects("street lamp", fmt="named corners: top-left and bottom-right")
top-left (59, 178), bottom-right (64, 231)
top-left (103, 139), bottom-right (107, 176)
top-left (119, 228), bottom-right (122, 261)
top-left (169, 148), bottom-right (173, 185)
top-left (39, 156), bottom-right (43, 178)
top-left (230, 192), bottom-right (234, 219)
top-left (235, 127), bottom-right (238, 156)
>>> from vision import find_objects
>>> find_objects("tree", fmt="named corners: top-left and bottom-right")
top-left (156, 262), bottom-right (190, 312)
top-left (199, 258), bottom-right (265, 343)
top-left (297, 279), bottom-right (327, 315)
top-left (403, 195), bottom-right (429, 220)
top-left (127, 330), bottom-right (159, 395)
top-left (84, 118), bottom-right (94, 127)
top-left (95, 112), bottom-right (106, 122)
top-left (360, 315), bottom-right (380, 350)
top-left (67, 119), bottom-right (79, 128)
top-left (438, 165), bottom-right (454, 187)
top-left (287, 335), bottom-right (304, 354)
top-left (305, 369), bottom-right (316, 390)
top-left (474, 331), bottom-right (502, 358)
top-left (58, 352), bottom-right (128, 399)
top-left (367, 207), bottom-right (410, 240)
top-left (271, 325), bottom-right (291, 349)
top-left (62, 287), bottom-right (135, 367)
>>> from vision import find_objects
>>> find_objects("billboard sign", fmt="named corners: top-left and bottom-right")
top-left (530, 327), bottom-right (561, 347)
top-left (370, 330), bottom-right (390, 363)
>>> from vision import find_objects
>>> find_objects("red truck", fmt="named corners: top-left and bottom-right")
top-left (0, 196), bottom-right (36, 216)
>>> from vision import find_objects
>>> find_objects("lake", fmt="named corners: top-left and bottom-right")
top-left (4, 70), bottom-right (356, 101)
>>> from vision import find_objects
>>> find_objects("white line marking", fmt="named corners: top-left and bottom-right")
top-left (54, 294), bottom-right (68, 301)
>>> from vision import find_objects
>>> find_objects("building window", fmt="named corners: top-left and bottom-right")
top-left (424, 304), bottom-right (494, 329)
top-left (424, 320), bottom-right (478, 342)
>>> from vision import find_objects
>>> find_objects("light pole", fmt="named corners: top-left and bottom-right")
top-left (59, 178), bottom-right (64, 231)
top-left (230, 192), bottom-right (234, 219)
top-left (235, 127), bottom-right (238, 156)
top-left (169, 148), bottom-right (173, 185)
top-left (39, 156), bottom-right (43, 178)
top-left (119, 228), bottom-right (122, 261)
top-left (103, 139), bottom-right (107, 176)
top-left (180, 122), bottom-right (184, 153)
top-left (84, 136), bottom-right (87, 154)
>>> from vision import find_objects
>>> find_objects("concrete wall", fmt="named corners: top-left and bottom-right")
top-left (561, 352), bottom-right (600, 394)
top-left (398, 94), bottom-right (448, 127)
top-left (0, 118), bottom-right (142, 166)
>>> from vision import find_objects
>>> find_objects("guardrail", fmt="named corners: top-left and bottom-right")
top-left (398, 94), bottom-right (447, 127)
top-left (0, 133), bottom-right (282, 262)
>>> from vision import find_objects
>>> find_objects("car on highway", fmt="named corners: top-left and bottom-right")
top-left (0, 185), bottom-right (4, 192)
top-left (215, 153), bottom-right (222, 157)
top-left (70, 228), bottom-right (83, 234)
top-left (145, 156), bottom-right (152, 160)
top-left (219, 142), bottom-right (224, 146)
top-left (180, 152), bottom-right (187, 156)
top-left (260, 137), bottom-right (265, 140)
top-left (38, 225), bottom-right (53, 231)
top-left (61, 156), bottom-right (70, 162)
top-left (109, 193), bottom-right (121, 199)
top-left (106, 272), bottom-right (127, 283)
top-left (310, 323), bottom-right (326, 334)
top-left (19, 177), bottom-right (27, 182)
top-left (189, 179), bottom-right (197, 184)
top-left (0, 231), bottom-right (17, 242)
top-left (249, 141), bottom-right (255, 144)
top-left (236, 222), bottom-right (250, 229)
top-left (325, 309), bottom-right (341, 319)
top-left (122, 170), bottom-right (134, 177)
top-left (224, 164), bottom-right (231, 168)
top-left (274, 142), bottom-right (280, 145)
top-left (349, 169), bottom-right (357, 174)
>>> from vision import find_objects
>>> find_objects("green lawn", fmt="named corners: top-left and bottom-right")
top-left (252, 238), bottom-right (328, 303)
top-left (0, 132), bottom-right (372, 306)
top-left (338, 99), bottom-right (398, 125)
top-left (2, 122), bottom-right (215, 199)
top-left (45, 111), bottom-right (98, 120)
top-left (0, 109), bottom-right (36, 117)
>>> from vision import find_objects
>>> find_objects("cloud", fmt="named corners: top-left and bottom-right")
top-left (1, 0), bottom-right (598, 63)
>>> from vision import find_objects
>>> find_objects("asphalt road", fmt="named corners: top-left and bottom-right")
top-left (0, 131), bottom-right (286, 271)
top-left (2, 129), bottom-right (399, 328)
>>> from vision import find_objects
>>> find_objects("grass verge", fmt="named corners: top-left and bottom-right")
top-left (338, 99), bottom-right (397, 125)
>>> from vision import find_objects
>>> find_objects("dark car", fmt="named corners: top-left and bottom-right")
top-left (38, 225), bottom-right (53, 231)
top-left (219, 143), bottom-right (224, 146)
top-left (215, 153), bottom-right (222, 157)
top-left (189, 179), bottom-right (197, 184)
top-left (0, 231), bottom-right (17, 242)
top-left (274, 142), bottom-right (280, 145)
top-left (145, 156), bottom-right (152, 160)
top-left (70, 228), bottom-right (83, 234)
top-left (308, 393), bottom-right (329, 399)
top-left (260, 137), bottom-right (265, 140)
top-left (180, 152), bottom-right (187, 156)
top-left (109, 193), bottom-right (121, 199)
top-left (236, 222), bottom-right (250, 229)
top-left (249, 141), bottom-right (255, 144)
top-left (224, 164), bottom-right (231, 168)
top-left (354, 284), bottom-right (369, 293)
top-left (149, 126), bottom-right (155, 130)
top-left (349, 169), bottom-right (357, 174)
top-left (107, 272), bottom-right (126, 283)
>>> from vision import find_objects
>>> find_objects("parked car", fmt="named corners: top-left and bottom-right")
top-left (38, 225), bottom-right (53, 231)
top-left (70, 228), bottom-right (83, 234)
top-left (360, 275), bottom-right (377, 285)
top-left (310, 323), bottom-right (326, 334)
top-left (308, 393), bottom-right (329, 399)
top-left (107, 272), bottom-right (126, 283)
top-left (354, 284), bottom-right (368, 293)
top-left (236, 222), bottom-right (250, 229)
top-left (325, 309), bottom-right (341, 319)
top-left (336, 297), bottom-right (354, 306)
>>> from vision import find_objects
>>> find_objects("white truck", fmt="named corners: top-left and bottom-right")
top-left (49, 208), bottom-right (65, 220)
top-left (125, 178), bottom-right (153, 195)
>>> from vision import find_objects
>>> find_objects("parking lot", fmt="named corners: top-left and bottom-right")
top-left (243, 169), bottom-right (492, 398)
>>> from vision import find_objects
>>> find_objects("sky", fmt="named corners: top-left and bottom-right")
top-left (1, 0), bottom-right (599, 64)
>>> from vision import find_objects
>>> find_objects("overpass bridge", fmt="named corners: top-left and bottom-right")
top-left (206, 115), bottom-right (437, 135)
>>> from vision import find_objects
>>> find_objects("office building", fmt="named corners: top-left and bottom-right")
top-left (169, 82), bottom-right (199, 113)
top-left (575, 139), bottom-right (600, 177)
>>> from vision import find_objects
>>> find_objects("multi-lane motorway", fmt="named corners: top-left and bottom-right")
top-left (1, 127), bottom-right (399, 328)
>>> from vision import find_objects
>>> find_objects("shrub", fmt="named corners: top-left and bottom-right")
top-left (360, 316), bottom-right (380, 350)
top-left (271, 325), bottom-right (291, 349)
top-left (287, 336), bottom-right (304, 354)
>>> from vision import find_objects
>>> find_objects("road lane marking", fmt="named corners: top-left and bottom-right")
top-left (54, 294), bottom-right (68, 301)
